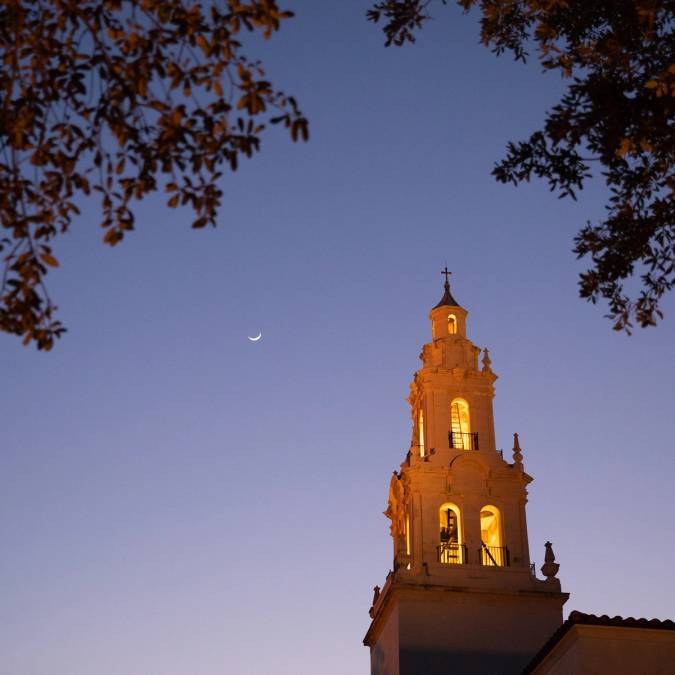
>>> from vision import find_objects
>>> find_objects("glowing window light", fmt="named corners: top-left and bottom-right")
top-left (480, 505), bottom-right (505, 566)
top-left (406, 514), bottom-right (411, 556)
top-left (438, 503), bottom-right (464, 564)
top-left (439, 504), bottom-right (462, 544)
top-left (418, 410), bottom-right (425, 457)
top-left (448, 314), bottom-right (457, 334)
top-left (450, 398), bottom-right (471, 449)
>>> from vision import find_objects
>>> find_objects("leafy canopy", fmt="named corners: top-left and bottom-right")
top-left (0, 0), bottom-right (307, 349)
top-left (369, 0), bottom-right (675, 332)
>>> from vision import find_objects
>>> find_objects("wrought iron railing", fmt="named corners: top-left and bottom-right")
top-left (479, 544), bottom-right (510, 567)
top-left (437, 542), bottom-right (468, 564)
top-left (449, 431), bottom-right (479, 450)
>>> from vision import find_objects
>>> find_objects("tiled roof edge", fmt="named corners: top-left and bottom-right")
top-left (521, 610), bottom-right (675, 674)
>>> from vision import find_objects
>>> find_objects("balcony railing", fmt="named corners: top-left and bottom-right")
top-left (437, 542), bottom-right (468, 565)
top-left (479, 544), bottom-right (510, 567)
top-left (449, 431), bottom-right (479, 450)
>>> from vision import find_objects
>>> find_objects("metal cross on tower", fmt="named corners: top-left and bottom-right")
top-left (441, 266), bottom-right (452, 286)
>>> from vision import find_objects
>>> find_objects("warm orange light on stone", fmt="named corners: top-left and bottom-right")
top-left (366, 277), bottom-right (568, 675)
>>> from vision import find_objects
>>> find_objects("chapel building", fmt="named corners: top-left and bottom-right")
top-left (364, 275), bottom-right (568, 675)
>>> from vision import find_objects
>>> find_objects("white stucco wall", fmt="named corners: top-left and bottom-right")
top-left (531, 624), bottom-right (675, 675)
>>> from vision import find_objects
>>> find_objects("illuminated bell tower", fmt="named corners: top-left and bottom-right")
top-left (364, 271), bottom-right (568, 675)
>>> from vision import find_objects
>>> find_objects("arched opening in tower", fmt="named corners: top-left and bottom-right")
top-left (450, 398), bottom-right (471, 449)
top-left (480, 506), bottom-right (508, 566)
top-left (438, 503), bottom-right (465, 564)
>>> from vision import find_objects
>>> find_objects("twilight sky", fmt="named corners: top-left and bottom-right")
top-left (2, 2), bottom-right (674, 675)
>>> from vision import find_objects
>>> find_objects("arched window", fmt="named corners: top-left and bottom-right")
top-left (418, 410), bottom-right (425, 457)
top-left (450, 398), bottom-right (471, 449)
top-left (447, 313), bottom-right (457, 334)
top-left (480, 505), bottom-right (507, 566)
top-left (438, 503), bottom-right (465, 564)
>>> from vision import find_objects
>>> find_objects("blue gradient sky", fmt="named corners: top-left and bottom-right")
top-left (2, 3), bottom-right (674, 674)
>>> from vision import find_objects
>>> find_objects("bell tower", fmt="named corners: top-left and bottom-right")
top-left (364, 273), bottom-right (568, 675)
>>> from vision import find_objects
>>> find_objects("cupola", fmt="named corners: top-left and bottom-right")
top-left (430, 267), bottom-right (468, 339)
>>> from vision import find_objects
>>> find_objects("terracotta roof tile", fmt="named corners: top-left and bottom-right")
top-left (521, 610), bottom-right (675, 674)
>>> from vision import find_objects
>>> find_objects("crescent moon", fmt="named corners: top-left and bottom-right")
top-left (248, 333), bottom-right (262, 342)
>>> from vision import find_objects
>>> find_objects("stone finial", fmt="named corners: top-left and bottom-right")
top-left (369, 585), bottom-right (381, 618)
top-left (512, 432), bottom-right (523, 466)
top-left (481, 347), bottom-right (492, 371)
top-left (540, 541), bottom-right (560, 579)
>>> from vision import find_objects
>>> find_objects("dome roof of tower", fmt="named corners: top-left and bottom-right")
top-left (433, 282), bottom-right (460, 308)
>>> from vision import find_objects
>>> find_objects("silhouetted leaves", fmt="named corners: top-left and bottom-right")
top-left (370, 0), bottom-right (675, 332)
top-left (0, 0), bottom-right (308, 349)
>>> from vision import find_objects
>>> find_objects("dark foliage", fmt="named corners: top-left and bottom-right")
top-left (0, 0), bottom-right (307, 349)
top-left (369, 0), bottom-right (675, 332)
